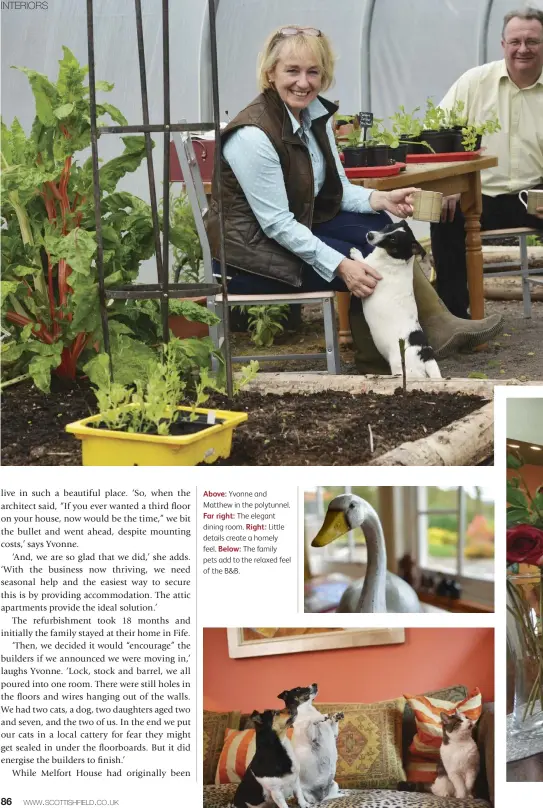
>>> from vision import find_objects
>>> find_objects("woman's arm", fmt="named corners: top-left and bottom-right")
top-left (223, 126), bottom-right (345, 282)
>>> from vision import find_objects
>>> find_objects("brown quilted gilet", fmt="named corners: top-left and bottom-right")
top-left (204, 89), bottom-right (342, 287)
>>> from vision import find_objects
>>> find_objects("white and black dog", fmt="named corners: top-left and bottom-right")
top-left (233, 708), bottom-right (308, 808)
top-left (278, 684), bottom-right (343, 805)
top-left (350, 221), bottom-right (442, 379)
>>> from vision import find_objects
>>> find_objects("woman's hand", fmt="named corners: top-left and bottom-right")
top-left (369, 188), bottom-right (417, 218)
top-left (336, 257), bottom-right (382, 298)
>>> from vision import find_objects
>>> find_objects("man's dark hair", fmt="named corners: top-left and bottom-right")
top-left (502, 6), bottom-right (543, 37)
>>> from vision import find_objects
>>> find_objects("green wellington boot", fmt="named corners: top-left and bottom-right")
top-left (412, 259), bottom-right (503, 359)
top-left (349, 259), bottom-right (504, 373)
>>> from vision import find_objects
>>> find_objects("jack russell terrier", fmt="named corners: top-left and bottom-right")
top-left (233, 708), bottom-right (308, 808)
top-left (278, 683), bottom-right (343, 805)
top-left (350, 220), bottom-right (442, 379)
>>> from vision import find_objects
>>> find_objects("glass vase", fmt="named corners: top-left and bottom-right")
top-left (507, 572), bottom-right (543, 736)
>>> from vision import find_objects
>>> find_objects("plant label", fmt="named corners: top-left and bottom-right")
top-left (358, 112), bottom-right (374, 127)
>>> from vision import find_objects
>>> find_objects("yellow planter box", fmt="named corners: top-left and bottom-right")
top-left (65, 406), bottom-right (247, 466)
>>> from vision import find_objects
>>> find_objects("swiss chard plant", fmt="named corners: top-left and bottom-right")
top-left (1, 47), bottom-right (157, 392)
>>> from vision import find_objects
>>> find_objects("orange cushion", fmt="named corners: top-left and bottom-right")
top-left (404, 688), bottom-right (483, 783)
top-left (215, 727), bottom-right (294, 785)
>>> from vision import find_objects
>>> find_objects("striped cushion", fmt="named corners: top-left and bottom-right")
top-left (214, 727), bottom-right (294, 785)
top-left (404, 688), bottom-right (483, 783)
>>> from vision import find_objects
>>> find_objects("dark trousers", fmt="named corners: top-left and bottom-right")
top-left (221, 210), bottom-right (391, 294)
top-left (430, 187), bottom-right (543, 318)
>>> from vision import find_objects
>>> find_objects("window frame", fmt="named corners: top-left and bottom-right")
top-left (411, 486), bottom-right (494, 608)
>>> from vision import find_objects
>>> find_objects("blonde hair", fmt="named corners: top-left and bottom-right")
top-left (257, 26), bottom-right (336, 92)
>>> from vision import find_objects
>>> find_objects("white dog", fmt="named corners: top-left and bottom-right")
top-left (351, 220), bottom-right (441, 379)
top-left (278, 684), bottom-right (343, 805)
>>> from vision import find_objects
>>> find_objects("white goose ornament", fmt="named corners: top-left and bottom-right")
top-left (311, 494), bottom-right (422, 613)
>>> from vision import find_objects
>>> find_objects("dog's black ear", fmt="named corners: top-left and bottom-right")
top-left (251, 710), bottom-right (262, 724)
top-left (401, 220), bottom-right (409, 229)
top-left (411, 241), bottom-right (425, 257)
top-left (277, 691), bottom-right (288, 702)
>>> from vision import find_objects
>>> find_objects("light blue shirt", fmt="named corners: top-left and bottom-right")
top-left (223, 97), bottom-right (376, 281)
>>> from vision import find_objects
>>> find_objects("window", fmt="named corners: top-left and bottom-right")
top-left (415, 486), bottom-right (494, 606)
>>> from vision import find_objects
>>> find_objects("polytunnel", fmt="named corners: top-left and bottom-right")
top-left (3, 0), bottom-right (540, 212)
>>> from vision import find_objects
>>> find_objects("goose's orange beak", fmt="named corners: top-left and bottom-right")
top-left (311, 509), bottom-right (349, 546)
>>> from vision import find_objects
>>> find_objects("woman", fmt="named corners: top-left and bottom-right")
top-left (205, 26), bottom-right (502, 372)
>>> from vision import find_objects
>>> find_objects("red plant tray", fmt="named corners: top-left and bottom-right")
top-left (344, 164), bottom-right (401, 179)
top-left (406, 150), bottom-right (482, 163)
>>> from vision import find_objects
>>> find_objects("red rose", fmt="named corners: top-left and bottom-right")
top-left (507, 525), bottom-right (543, 566)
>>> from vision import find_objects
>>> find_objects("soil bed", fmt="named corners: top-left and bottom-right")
top-left (1, 378), bottom-right (485, 466)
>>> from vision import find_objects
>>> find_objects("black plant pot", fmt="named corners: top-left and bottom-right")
top-left (453, 132), bottom-right (482, 152)
top-left (389, 144), bottom-right (407, 163)
top-left (343, 145), bottom-right (390, 167)
top-left (397, 135), bottom-right (422, 155)
top-left (420, 129), bottom-right (457, 153)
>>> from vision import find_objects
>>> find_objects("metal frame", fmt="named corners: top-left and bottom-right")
top-left (482, 228), bottom-right (543, 318)
top-left (172, 130), bottom-right (341, 374)
top-left (86, 0), bottom-right (233, 395)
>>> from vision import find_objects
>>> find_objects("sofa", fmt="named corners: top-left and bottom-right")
top-left (203, 685), bottom-right (494, 808)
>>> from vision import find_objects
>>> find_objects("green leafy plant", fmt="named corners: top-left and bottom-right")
top-left (443, 99), bottom-right (467, 129)
top-left (168, 188), bottom-right (203, 283)
top-left (367, 118), bottom-right (397, 148)
top-left (116, 297), bottom-right (220, 347)
top-left (390, 106), bottom-right (422, 138)
top-left (245, 304), bottom-right (290, 348)
top-left (1, 47), bottom-right (156, 392)
top-left (88, 342), bottom-right (186, 435)
top-left (422, 99), bottom-right (446, 131)
top-left (461, 111), bottom-right (500, 151)
top-left (86, 339), bottom-right (257, 434)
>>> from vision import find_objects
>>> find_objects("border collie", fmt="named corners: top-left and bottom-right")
top-left (233, 708), bottom-right (308, 808)
top-left (350, 221), bottom-right (441, 379)
top-left (278, 683), bottom-right (343, 805)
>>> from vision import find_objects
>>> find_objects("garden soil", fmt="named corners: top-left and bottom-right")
top-left (1, 380), bottom-right (485, 467)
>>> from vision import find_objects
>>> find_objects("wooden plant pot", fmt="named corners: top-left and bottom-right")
top-left (65, 406), bottom-right (248, 466)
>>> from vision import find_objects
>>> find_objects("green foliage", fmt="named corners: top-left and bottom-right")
top-left (1, 48), bottom-right (155, 392)
top-left (245, 304), bottom-right (290, 348)
top-left (390, 106), bottom-right (422, 138)
top-left (367, 118), bottom-right (399, 148)
top-left (443, 100), bottom-right (467, 129)
top-left (88, 343), bottom-right (187, 435)
top-left (461, 111), bottom-right (501, 151)
top-left (169, 189), bottom-right (204, 283)
top-left (422, 99), bottom-right (446, 131)
top-left (86, 339), bottom-right (257, 434)
top-left (507, 451), bottom-right (543, 528)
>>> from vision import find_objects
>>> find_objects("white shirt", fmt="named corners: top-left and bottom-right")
top-left (440, 60), bottom-right (543, 196)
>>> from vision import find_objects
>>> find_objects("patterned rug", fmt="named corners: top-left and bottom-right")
top-left (203, 784), bottom-right (491, 807)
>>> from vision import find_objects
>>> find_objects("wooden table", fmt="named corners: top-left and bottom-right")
top-left (351, 155), bottom-right (498, 320)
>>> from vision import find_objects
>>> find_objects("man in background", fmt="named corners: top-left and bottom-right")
top-left (431, 6), bottom-right (543, 318)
